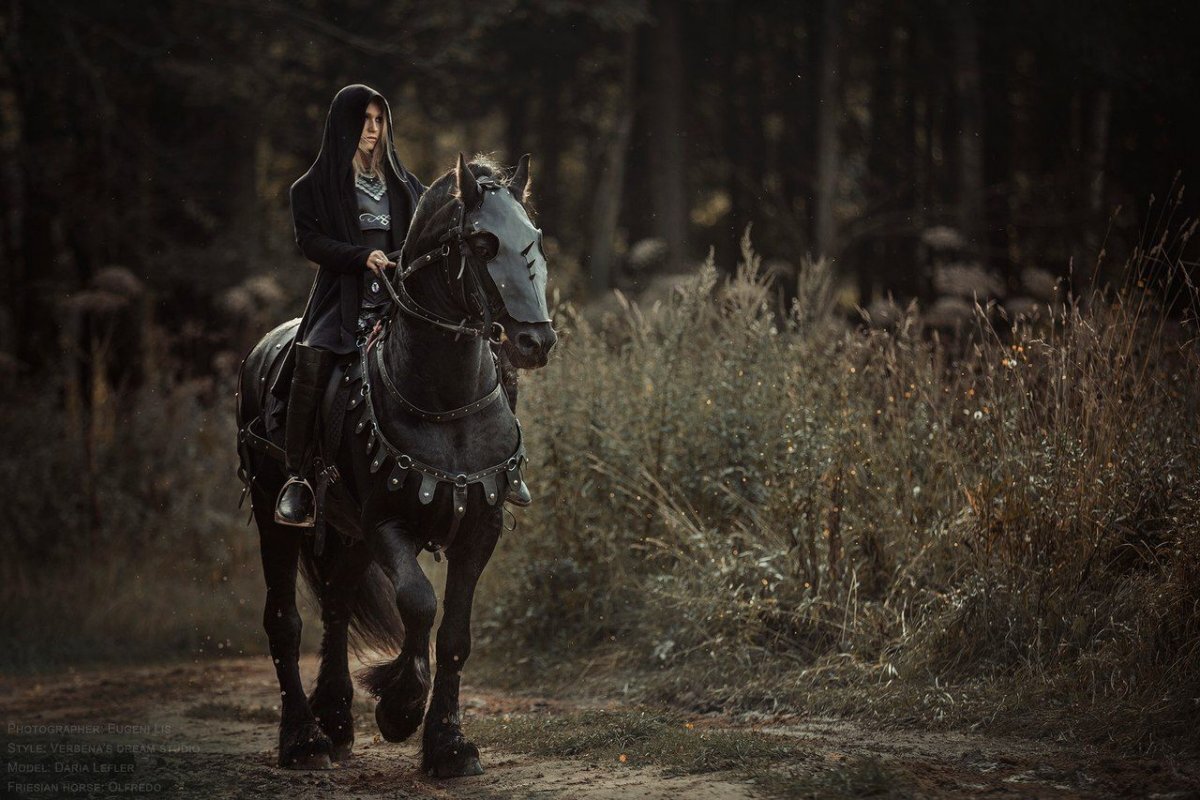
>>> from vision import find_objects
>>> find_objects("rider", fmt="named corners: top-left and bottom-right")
top-left (273, 84), bottom-right (426, 527)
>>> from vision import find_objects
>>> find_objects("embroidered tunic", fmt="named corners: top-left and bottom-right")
top-left (356, 171), bottom-right (392, 330)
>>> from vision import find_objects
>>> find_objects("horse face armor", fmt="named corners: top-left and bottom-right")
top-left (466, 183), bottom-right (551, 324)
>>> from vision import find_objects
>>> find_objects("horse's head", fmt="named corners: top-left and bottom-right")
top-left (398, 154), bottom-right (557, 369)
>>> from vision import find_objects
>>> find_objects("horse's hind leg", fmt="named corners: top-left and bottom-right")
top-left (422, 515), bottom-right (501, 778)
top-left (308, 532), bottom-right (371, 761)
top-left (360, 526), bottom-right (435, 744)
top-left (255, 504), bottom-right (332, 769)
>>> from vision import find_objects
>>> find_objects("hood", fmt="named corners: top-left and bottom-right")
top-left (311, 83), bottom-right (410, 184)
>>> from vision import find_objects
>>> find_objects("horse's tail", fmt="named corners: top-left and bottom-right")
top-left (297, 538), bottom-right (405, 658)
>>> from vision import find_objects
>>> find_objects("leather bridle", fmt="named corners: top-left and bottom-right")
top-left (380, 178), bottom-right (507, 343)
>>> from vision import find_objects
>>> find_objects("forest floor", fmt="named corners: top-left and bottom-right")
top-left (1, 654), bottom-right (1197, 799)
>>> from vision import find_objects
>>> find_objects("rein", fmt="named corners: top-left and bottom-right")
top-left (382, 182), bottom-right (506, 340)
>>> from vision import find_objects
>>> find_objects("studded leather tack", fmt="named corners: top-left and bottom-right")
top-left (352, 343), bottom-right (527, 513)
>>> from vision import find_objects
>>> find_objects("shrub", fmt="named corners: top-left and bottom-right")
top-left (480, 228), bottom-right (1200, 747)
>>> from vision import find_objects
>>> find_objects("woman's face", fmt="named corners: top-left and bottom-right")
top-left (358, 101), bottom-right (385, 160)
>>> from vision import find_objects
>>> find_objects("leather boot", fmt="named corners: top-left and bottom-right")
top-left (275, 343), bottom-right (335, 527)
top-left (505, 478), bottom-right (532, 507)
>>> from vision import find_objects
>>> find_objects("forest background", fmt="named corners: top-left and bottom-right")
top-left (2, 0), bottom-right (1199, 763)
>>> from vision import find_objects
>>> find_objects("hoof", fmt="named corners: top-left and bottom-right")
top-left (278, 720), bottom-right (333, 770)
top-left (360, 656), bottom-right (431, 743)
top-left (309, 689), bottom-right (354, 762)
top-left (424, 738), bottom-right (484, 779)
top-left (374, 692), bottom-right (425, 743)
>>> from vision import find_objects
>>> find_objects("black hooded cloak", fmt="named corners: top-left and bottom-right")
top-left (290, 83), bottom-right (425, 354)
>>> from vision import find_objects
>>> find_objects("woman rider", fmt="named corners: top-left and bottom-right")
top-left (274, 84), bottom-right (425, 526)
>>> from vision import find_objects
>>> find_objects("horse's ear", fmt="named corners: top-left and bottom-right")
top-left (456, 152), bottom-right (481, 208)
top-left (510, 153), bottom-right (531, 203)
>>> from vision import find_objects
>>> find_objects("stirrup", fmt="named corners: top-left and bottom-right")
top-left (274, 476), bottom-right (316, 527)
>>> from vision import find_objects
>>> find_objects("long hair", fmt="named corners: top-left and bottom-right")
top-left (352, 102), bottom-right (387, 180)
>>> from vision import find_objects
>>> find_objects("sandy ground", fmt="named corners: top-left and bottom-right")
top-left (1, 655), bottom-right (1196, 799)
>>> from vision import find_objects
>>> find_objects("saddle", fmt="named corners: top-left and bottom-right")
top-left (237, 336), bottom-right (366, 554)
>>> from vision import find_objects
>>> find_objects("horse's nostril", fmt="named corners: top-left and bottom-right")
top-left (516, 332), bottom-right (538, 353)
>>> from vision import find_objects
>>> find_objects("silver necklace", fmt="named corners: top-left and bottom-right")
top-left (355, 173), bottom-right (387, 201)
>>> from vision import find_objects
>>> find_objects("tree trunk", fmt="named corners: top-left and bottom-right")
top-left (813, 0), bottom-right (843, 260)
top-left (862, 8), bottom-right (895, 305)
top-left (535, 67), bottom-right (565, 239)
top-left (1076, 88), bottom-right (1112, 297)
top-left (722, 5), bottom-right (747, 271)
top-left (951, 0), bottom-right (985, 259)
top-left (587, 32), bottom-right (637, 297)
top-left (981, 0), bottom-right (1016, 293)
top-left (10, 2), bottom-right (60, 368)
top-left (646, 0), bottom-right (688, 273)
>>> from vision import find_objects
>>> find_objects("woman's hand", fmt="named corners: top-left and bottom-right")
top-left (366, 250), bottom-right (395, 277)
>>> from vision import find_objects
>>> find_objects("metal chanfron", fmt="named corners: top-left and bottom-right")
top-left (467, 186), bottom-right (551, 324)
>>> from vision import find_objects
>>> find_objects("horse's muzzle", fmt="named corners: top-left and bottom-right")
top-left (508, 322), bottom-right (557, 368)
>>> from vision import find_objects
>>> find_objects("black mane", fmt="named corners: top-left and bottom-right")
top-left (400, 156), bottom-right (523, 268)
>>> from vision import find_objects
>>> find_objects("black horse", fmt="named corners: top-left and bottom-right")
top-left (235, 154), bottom-right (556, 777)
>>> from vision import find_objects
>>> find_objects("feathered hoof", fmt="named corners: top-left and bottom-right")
top-left (360, 656), bottom-right (430, 743)
top-left (309, 687), bottom-right (354, 761)
top-left (374, 689), bottom-right (426, 743)
top-left (278, 720), bottom-right (334, 770)
top-left (423, 737), bottom-right (484, 779)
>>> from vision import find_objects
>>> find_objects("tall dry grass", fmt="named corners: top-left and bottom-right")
top-left (481, 222), bottom-right (1200, 751)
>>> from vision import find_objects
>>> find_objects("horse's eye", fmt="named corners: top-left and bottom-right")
top-left (469, 232), bottom-right (498, 261)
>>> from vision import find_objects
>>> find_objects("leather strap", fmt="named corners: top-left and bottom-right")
top-left (386, 204), bottom-right (488, 339)
top-left (240, 419), bottom-right (285, 462)
top-left (362, 345), bottom-right (526, 500)
top-left (391, 274), bottom-right (484, 338)
top-left (374, 339), bottom-right (502, 423)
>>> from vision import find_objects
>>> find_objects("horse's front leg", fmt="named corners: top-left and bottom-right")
top-left (255, 505), bottom-right (332, 769)
top-left (308, 532), bottom-right (372, 761)
top-left (360, 522), bottom-right (436, 743)
top-left (422, 512), bottom-right (501, 778)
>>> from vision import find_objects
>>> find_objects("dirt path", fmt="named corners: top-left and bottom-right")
top-left (1, 655), bottom-right (1195, 799)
